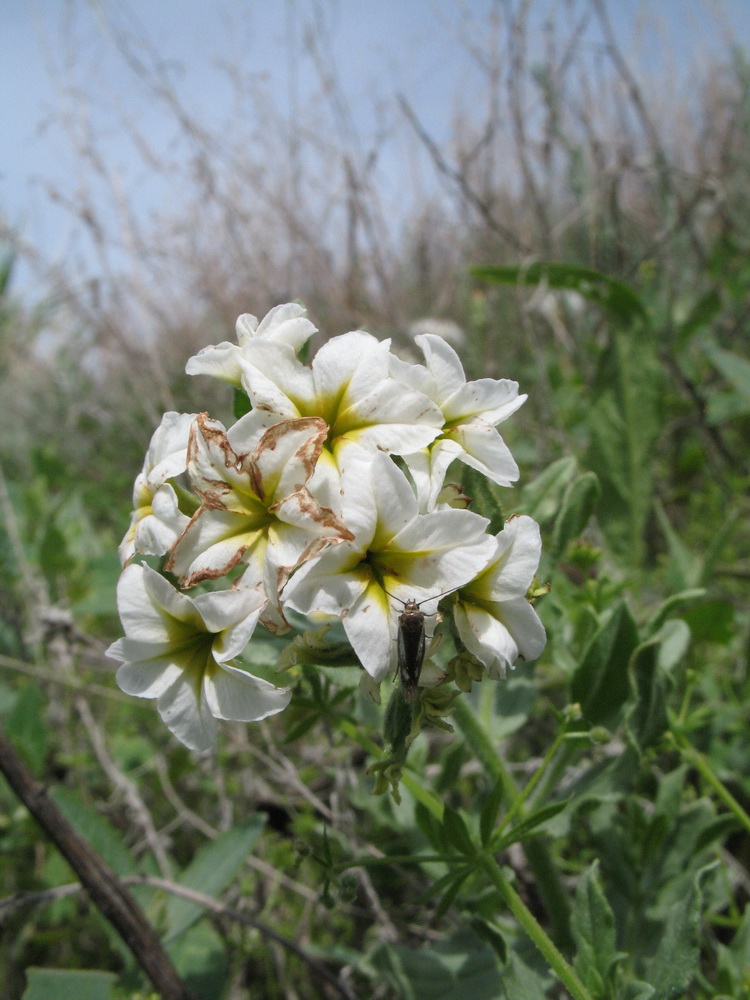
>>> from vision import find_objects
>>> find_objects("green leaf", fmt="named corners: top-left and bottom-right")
top-left (434, 867), bottom-right (474, 919)
top-left (466, 915), bottom-right (507, 963)
top-left (675, 287), bottom-right (721, 346)
top-left (624, 638), bottom-right (671, 754)
top-left (6, 683), bottom-right (48, 777)
top-left (705, 344), bottom-right (750, 401)
top-left (571, 601), bottom-right (639, 726)
top-left (643, 588), bottom-right (707, 637)
top-left (654, 500), bottom-right (704, 590)
top-left (621, 984), bottom-right (656, 1000)
top-left (587, 331), bottom-right (663, 565)
top-left (704, 344), bottom-right (750, 422)
top-left (479, 777), bottom-right (505, 847)
top-left (233, 387), bottom-right (252, 418)
top-left (550, 471), bottom-right (600, 560)
top-left (359, 926), bottom-right (507, 1000)
top-left (22, 968), bottom-right (116, 1000)
top-left (492, 801), bottom-right (568, 852)
top-left (49, 787), bottom-right (137, 876)
top-left (571, 861), bottom-right (620, 996)
top-left (716, 905), bottom-right (750, 996)
top-left (641, 867), bottom-right (706, 998)
top-left (681, 598), bottom-right (735, 645)
top-left (166, 814), bottom-right (266, 941)
top-left (472, 262), bottom-right (648, 326)
top-left (519, 456), bottom-right (577, 525)
top-left (442, 807), bottom-right (477, 857)
top-left (167, 921), bottom-right (229, 1000)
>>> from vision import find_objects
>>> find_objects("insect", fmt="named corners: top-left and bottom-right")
top-left (387, 588), bottom-right (458, 702)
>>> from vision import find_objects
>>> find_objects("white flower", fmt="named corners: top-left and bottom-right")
top-left (165, 411), bottom-right (353, 632)
top-left (106, 564), bottom-right (291, 750)
top-left (237, 330), bottom-right (445, 462)
top-left (282, 447), bottom-right (495, 681)
top-left (452, 515), bottom-right (546, 678)
top-left (390, 334), bottom-right (526, 509)
top-left (118, 411), bottom-right (197, 566)
top-left (185, 303), bottom-right (317, 386)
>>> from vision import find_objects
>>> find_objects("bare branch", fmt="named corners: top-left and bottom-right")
top-left (0, 731), bottom-right (198, 1000)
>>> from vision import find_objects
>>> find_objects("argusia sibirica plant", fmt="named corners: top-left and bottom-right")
top-left (107, 303), bottom-right (547, 792)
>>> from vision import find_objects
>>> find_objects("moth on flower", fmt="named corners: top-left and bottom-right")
top-left (282, 446), bottom-right (496, 683)
top-left (110, 302), bottom-right (547, 753)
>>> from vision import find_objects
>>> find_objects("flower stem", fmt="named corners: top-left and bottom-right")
top-left (678, 740), bottom-right (750, 837)
top-left (479, 851), bottom-right (594, 1000)
top-left (452, 696), bottom-right (573, 949)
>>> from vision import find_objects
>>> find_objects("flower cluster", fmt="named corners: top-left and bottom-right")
top-left (107, 303), bottom-right (546, 750)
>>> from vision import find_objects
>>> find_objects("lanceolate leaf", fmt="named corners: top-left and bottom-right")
top-left (550, 471), bottom-right (600, 560)
top-left (587, 331), bottom-right (663, 566)
top-left (492, 801), bottom-right (568, 853)
top-left (571, 601), bottom-right (639, 726)
top-left (472, 262), bottom-right (648, 327)
top-left (165, 815), bottom-right (266, 941)
top-left (22, 968), bottom-right (117, 1000)
top-left (571, 861), bottom-right (621, 996)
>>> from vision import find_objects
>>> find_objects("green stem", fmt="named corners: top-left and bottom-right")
top-left (479, 852), bottom-right (594, 1000)
top-left (452, 697), bottom-right (573, 950)
top-left (496, 728), bottom-right (566, 836)
top-left (679, 741), bottom-right (750, 837)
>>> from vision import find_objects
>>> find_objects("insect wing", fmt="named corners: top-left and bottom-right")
top-left (397, 601), bottom-right (426, 702)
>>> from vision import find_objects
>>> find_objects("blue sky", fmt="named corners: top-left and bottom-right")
top-left (3, 0), bottom-right (750, 285)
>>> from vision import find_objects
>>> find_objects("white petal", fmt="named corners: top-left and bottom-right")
top-left (140, 564), bottom-right (203, 630)
top-left (403, 439), bottom-right (463, 512)
top-left (238, 342), bottom-right (314, 416)
top-left (311, 331), bottom-right (387, 407)
top-left (157, 675), bottom-right (217, 751)
top-left (312, 332), bottom-right (443, 453)
top-left (133, 485), bottom-right (190, 557)
top-left (389, 354), bottom-right (437, 400)
top-left (115, 654), bottom-right (185, 698)
top-left (191, 586), bottom-right (265, 637)
top-left (272, 488), bottom-right (353, 542)
top-left (118, 515), bottom-right (138, 567)
top-left (235, 313), bottom-right (259, 345)
top-left (398, 448), bottom-right (434, 513)
top-left (144, 412), bottom-right (198, 479)
top-left (499, 597), bottom-right (547, 662)
top-left (226, 409), bottom-right (283, 453)
top-left (115, 565), bottom-right (174, 641)
top-left (384, 509), bottom-right (493, 596)
top-left (204, 663), bottom-right (292, 721)
top-left (186, 342), bottom-right (244, 386)
top-left (454, 596), bottom-right (546, 677)
top-left (254, 302), bottom-right (317, 350)
top-left (335, 378), bottom-right (443, 454)
top-left (254, 417), bottom-right (327, 503)
top-left (368, 452), bottom-right (419, 546)
top-left (167, 508), bottom-right (265, 584)
top-left (415, 333), bottom-right (466, 397)
top-left (483, 516), bottom-right (543, 601)
top-left (443, 379), bottom-right (525, 426)
top-left (449, 423), bottom-right (520, 487)
top-left (282, 542), bottom-right (370, 618)
top-left (342, 584), bottom-right (395, 680)
top-left (454, 602), bottom-right (519, 677)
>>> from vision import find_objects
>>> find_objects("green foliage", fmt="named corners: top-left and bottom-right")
top-left (164, 815), bottom-right (265, 941)
top-left (2, 39), bottom-right (750, 999)
top-left (22, 968), bottom-right (117, 1000)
